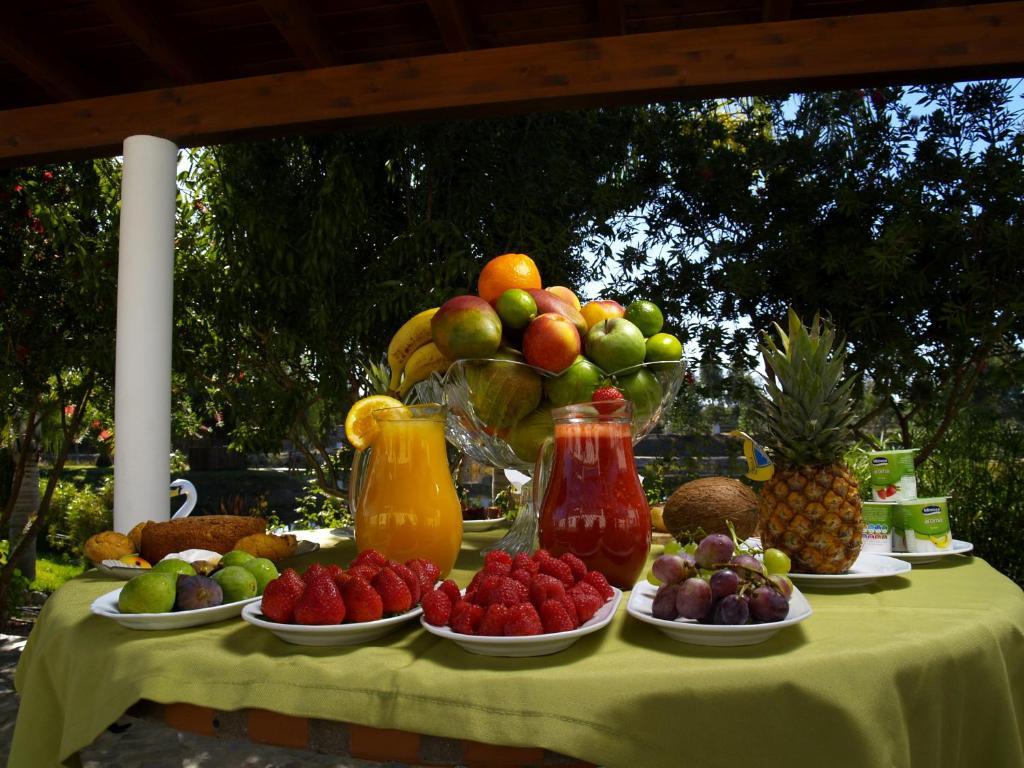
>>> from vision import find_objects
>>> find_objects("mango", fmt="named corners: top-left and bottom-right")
top-left (432, 295), bottom-right (503, 360)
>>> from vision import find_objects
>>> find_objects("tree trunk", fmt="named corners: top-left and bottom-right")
top-left (9, 452), bottom-right (38, 581)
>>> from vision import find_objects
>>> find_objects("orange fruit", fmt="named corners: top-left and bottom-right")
top-left (477, 253), bottom-right (542, 305)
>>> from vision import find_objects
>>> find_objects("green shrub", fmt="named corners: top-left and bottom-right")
top-left (271, 475), bottom-right (352, 531)
top-left (45, 477), bottom-right (114, 558)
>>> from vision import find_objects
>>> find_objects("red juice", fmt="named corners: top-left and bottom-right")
top-left (538, 419), bottom-right (651, 588)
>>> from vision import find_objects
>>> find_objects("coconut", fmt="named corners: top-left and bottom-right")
top-left (662, 476), bottom-right (759, 540)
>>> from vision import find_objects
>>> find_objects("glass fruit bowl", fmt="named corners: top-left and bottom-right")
top-left (413, 358), bottom-right (687, 553)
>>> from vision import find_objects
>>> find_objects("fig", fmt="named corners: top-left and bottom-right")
top-left (174, 574), bottom-right (224, 611)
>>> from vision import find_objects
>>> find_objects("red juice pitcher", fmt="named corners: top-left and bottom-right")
top-left (535, 401), bottom-right (651, 588)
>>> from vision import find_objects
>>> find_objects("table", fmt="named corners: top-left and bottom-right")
top-left (11, 531), bottom-right (1024, 768)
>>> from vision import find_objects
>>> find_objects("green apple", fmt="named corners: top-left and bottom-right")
top-left (212, 565), bottom-right (258, 603)
top-left (544, 356), bottom-right (604, 407)
top-left (645, 332), bottom-right (682, 362)
top-left (242, 557), bottom-right (279, 595)
top-left (585, 318), bottom-right (646, 373)
top-left (616, 368), bottom-right (663, 427)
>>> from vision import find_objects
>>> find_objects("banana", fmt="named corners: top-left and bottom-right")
top-left (398, 342), bottom-right (451, 397)
top-left (387, 307), bottom-right (439, 391)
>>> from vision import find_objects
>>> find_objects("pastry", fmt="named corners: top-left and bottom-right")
top-left (232, 532), bottom-right (298, 561)
top-left (84, 531), bottom-right (135, 564)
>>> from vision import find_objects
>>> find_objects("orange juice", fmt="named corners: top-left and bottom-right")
top-left (352, 404), bottom-right (462, 576)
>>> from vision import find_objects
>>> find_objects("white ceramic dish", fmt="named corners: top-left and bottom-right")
top-left (420, 588), bottom-right (622, 657)
top-left (93, 540), bottom-right (320, 580)
top-left (241, 600), bottom-right (423, 646)
top-left (462, 517), bottom-right (512, 533)
top-left (626, 581), bottom-right (812, 646)
top-left (90, 587), bottom-right (259, 630)
top-left (877, 539), bottom-right (973, 565)
top-left (787, 551), bottom-right (912, 588)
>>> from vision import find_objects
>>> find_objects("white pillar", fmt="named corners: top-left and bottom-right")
top-left (113, 135), bottom-right (177, 532)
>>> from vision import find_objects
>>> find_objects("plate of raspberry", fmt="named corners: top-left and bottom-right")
top-left (420, 588), bottom-right (622, 657)
top-left (241, 600), bottom-right (423, 646)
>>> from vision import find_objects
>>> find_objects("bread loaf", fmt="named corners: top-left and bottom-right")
top-left (140, 515), bottom-right (266, 563)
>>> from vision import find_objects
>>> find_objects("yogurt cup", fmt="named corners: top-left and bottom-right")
top-left (868, 449), bottom-right (918, 502)
top-left (860, 502), bottom-right (896, 553)
top-left (899, 497), bottom-right (952, 553)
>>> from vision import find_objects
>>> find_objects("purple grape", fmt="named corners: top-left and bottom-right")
top-left (651, 583), bottom-right (680, 620)
top-left (712, 594), bottom-right (750, 625)
top-left (768, 573), bottom-right (794, 600)
top-left (749, 586), bottom-right (789, 623)
top-left (652, 555), bottom-right (688, 585)
top-left (675, 577), bottom-right (712, 621)
top-left (729, 554), bottom-right (765, 578)
top-left (709, 568), bottom-right (740, 600)
top-left (695, 534), bottom-right (735, 569)
top-left (678, 552), bottom-right (698, 580)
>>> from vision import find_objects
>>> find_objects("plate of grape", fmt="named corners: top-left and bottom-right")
top-left (628, 533), bottom-right (812, 646)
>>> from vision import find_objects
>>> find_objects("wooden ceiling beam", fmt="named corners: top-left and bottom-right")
top-left (0, 18), bottom-right (90, 101)
top-left (95, 0), bottom-right (200, 83)
top-left (427, 0), bottom-right (476, 51)
top-left (259, 0), bottom-right (338, 68)
top-left (3, 2), bottom-right (1024, 166)
top-left (598, 0), bottom-right (627, 35)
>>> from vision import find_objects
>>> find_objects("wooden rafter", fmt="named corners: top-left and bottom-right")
top-left (2, 2), bottom-right (1024, 166)
top-left (427, 0), bottom-right (476, 52)
top-left (763, 0), bottom-right (795, 22)
top-left (95, 0), bottom-right (199, 83)
top-left (0, 18), bottom-right (89, 101)
top-left (259, 0), bottom-right (337, 68)
top-left (598, 0), bottom-right (627, 36)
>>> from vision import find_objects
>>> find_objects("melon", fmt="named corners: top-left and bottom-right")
top-left (662, 476), bottom-right (759, 540)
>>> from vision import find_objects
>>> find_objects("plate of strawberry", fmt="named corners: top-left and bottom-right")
top-left (241, 549), bottom-right (440, 646)
top-left (420, 550), bottom-right (622, 657)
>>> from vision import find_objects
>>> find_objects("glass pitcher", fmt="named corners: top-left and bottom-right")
top-left (535, 401), bottom-right (651, 588)
top-left (349, 403), bottom-right (462, 577)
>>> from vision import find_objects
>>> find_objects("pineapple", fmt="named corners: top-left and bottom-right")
top-left (756, 310), bottom-right (862, 574)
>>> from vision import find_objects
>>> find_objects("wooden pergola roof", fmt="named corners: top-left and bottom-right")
top-left (2, 0), bottom-right (1024, 165)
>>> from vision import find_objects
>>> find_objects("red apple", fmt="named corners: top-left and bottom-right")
top-left (523, 313), bottom-right (581, 374)
top-left (527, 289), bottom-right (588, 337)
top-left (581, 300), bottom-right (625, 330)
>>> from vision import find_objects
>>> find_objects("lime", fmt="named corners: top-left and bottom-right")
top-left (495, 288), bottom-right (538, 330)
top-left (118, 572), bottom-right (176, 614)
top-left (220, 550), bottom-right (255, 568)
top-left (213, 565), bottom-right (258, 603)
top-left (151, 558), bottom-right (196, 577)
top-left (624, 300), bottom-right (664, 337)
top-left (242, 557), bottom-right (279, 595)
top-left (645, 332), bottom-right (682, 362)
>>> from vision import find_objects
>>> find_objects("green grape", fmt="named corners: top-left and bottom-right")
top-left (682, 542), bottom-right (698, 556)
top-left (763, 548), bottom-right (792, 575)
top-left (646, 569), bottom-right (662, 586)
top-left (663, 539), bottom-right (682, 555)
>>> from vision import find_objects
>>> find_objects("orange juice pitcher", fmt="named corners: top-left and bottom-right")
top-left (349, 403), bottom-right (462, 577)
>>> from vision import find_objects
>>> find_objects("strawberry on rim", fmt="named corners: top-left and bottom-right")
top-left (592, 385), bottom-right (626, 415)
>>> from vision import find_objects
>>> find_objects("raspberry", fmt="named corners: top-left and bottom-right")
top-left (538, 557), bottom-right (574, 587)
top-left (478, 603), bottom-right (510, 636)
top-left (260, 568), bottom-right (305, 624)
top-left (567, 585), bottom-right (605, 623)
top-left (529, 574), bottom-right (566, 609)
top-left (559, 552), bottom-right (587, 582)
top-left (583, 570), bottom-right (615, 600)
top-left (574, 581), bottom-right (603, 600)
top-left (471, 573), bottom-right (503, 606)
top-left (539, 599), bottom-right (575, 633)
top-left (510, 569), bottom-right (533, 588)
top-left (533, 549), bottom-right (555, 563)
top-left (450, 601), bottom-right (484, 635)
top-left (351, 549), bottom-right (388, 569)
top-left (484, 576), bottom-right (528, 608)
top-left (512, 553), bottom-right (539, 575)
top-left (372, 567), bottom-right (414, 614)
top-left (504, 603), bottom-right (543, 636)
top-left (560, 595), bottom-right (579, 627)
top-left (406, 558), bottom-right (441, 592)
top-left (421, 588), bottom-right (452, 626)
top-left (438, 579), bottom-right (462, 605)
top-left (388, 562), bottom-right (421, 605)
top-left (293, 575), bottom-right (346, 625)
top-left (342, 576), bottom-right (384, 623)
top-left (302, 562), bottom-right (327, 584)
top-left (484, 559), bottom-right (511, 577)
top-left (484, 550), bottom-right (513, 570)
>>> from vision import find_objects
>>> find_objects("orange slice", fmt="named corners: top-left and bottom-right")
top-left (344, 395), bottom-right (404, 450)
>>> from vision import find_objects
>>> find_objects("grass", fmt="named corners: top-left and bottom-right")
top-left (31, 557), bottom-right (84, 594)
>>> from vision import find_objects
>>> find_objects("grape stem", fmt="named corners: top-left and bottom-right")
top-left (708, 561), bottom-right (788, 597)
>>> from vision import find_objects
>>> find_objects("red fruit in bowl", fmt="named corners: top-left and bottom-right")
top-left (261, 569), bottom-right (306, 623)
top-left (504, 603), bottom-right (543, 636)
top-left (293, 575), bottom-right (346, 625)
top-left (523, 313), bottom-right (581, 374)
top-left (421, 588), bottom-right (452, 626)
top-left (373, 567), bottom-right (414, 614)
top-left (342, 576), bottom-right (384, 623)
top-left (388, 562), bottom-right (421, 605)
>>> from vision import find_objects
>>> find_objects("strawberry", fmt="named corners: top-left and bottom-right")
top-left (406, 558), bottom-right (440, 592)
top-left (260, 568), bottom-right (306, 624)
top-left (559, 552), bottom-right (587, 583)
top-left (347, 563), bottom-right (380, 582)
top-left (302, 562), bottom-right (327, 584)
top-left (539, 599), bottom-right (575, 633)
top-left (538, 557), bottom-right (574, 587)
top-left (478, 603), bottom-right (510, 636)
top-left (529, 574), bottom-right (566, 609)
top-left (342, 575), bottom-right (384, 623)
top-left (511, 553), bottom-right (539, 575)
top-left (438, 579), bottom-right (462, 605)
top-left (351, 548), bottom-right (388, 569)
top-left (293, 575), bottom-right (346, 625)
top-left (372, 567), bottom-right (413, 614)
top-left (450, 601), bottom-right (484, 635)
top-left (421, 588), bottom-right (452, 626)
top-left (388, 562), bottom-right (421, 605)
top-left (583, 570), bottom-right (615, 600)
top-left (484, 576), bottom-right (528, 608)
top-left (592, 386), bottom-right (625, 414)
top-left (567, 584), bottom-right (605, 623)
top-left (504, 603), bottom-right (543, 636)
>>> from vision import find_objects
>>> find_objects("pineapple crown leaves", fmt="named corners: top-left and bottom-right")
top-left (755, 309), bottom-right (859, 467)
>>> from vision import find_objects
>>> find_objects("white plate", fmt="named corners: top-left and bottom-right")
top-left (241, 600), bottom-right (423, 646)
top-left (787, 551), bottom-right (912, 588)
top-left (90, 587), bottom-right (260, 630)
top-left (462, 517), bottom-right (511, 533)
top-left (626, 581), bottom-right (812, 646)
top-left (877, 539), bottom-right (974, 565)
top-left (92, 540), bottom-right (320, 580)
top-left (420, 588), bottom-right (622, 657)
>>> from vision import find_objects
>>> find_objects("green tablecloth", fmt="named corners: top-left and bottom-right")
top-left (11, 532), bottom-right (1024, 768)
